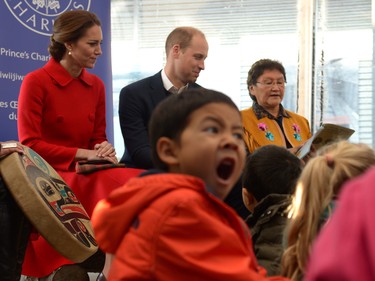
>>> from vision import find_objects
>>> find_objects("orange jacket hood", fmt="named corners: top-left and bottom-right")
top-left (92, 172), bottom-right (207, 253)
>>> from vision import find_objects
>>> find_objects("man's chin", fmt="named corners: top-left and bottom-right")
top-left (192, 72), bottom-right (200, 80)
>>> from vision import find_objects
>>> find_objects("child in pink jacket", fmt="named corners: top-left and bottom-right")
top-left (305, 166), bottom-right (375, 281)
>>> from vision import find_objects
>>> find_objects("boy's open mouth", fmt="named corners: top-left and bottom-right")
top-left (217, 158), bottom-right (235, 180)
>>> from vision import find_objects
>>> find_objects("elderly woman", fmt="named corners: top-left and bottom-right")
top-left (241, 59), bottom-right (312, 154)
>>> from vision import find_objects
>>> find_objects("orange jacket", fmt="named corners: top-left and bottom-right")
top-left (241, 106), bottom-right (312, 153)
top-left (92, 172), bottom-right (290, 281)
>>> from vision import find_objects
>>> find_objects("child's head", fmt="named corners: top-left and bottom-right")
top-left (282, 141), bottom-right (375, 280)
top-left (242, 145), bottom-right (302, 212)
top-left (149, 88), bottom-right (246, 199)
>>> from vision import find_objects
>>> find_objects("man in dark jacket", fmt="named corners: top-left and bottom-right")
top-left (118, 26), bottom-right (208, 169)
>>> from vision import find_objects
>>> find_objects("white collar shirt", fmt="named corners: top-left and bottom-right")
top-left (161, 68), bottom-right (188, 94)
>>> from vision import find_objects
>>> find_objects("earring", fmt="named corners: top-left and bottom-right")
top-left (68, 49), bottom-right (72, 55)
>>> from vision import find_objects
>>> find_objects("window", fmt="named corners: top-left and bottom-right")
top-left (111, 0), bottom-right (375, 156)
top-left (313, 0), bottom-right (373, 146)
top-left (111, 0), bottom-right (299, 157)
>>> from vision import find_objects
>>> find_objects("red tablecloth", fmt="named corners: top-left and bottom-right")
top-left (22, 167), bottom-right (144, 277)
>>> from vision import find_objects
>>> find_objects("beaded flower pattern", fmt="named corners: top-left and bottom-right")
top-left (258, 123), bottom-right (274, 141)
top-left (292, 124), bottom-right (302, 141)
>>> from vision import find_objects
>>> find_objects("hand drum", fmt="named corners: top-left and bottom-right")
top-left (0, 145), bottom-right (98, 262)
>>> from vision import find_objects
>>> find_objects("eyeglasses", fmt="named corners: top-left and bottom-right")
top-left (256, 80), bottom-right (286, 88)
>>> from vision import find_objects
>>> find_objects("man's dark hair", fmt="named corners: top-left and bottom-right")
top-left (242, 145), bottom-right (302, 202)
top-left (149, 88), bottom-right (239, 170)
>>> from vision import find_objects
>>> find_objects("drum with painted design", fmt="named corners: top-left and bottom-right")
top-left (0, 145), bottom-right (98, 262)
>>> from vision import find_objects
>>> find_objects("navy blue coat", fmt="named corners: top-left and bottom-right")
top-left (118, 71), bottom-right (201, 169)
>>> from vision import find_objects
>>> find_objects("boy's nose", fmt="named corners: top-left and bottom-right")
top-left (223, 138), bottom-right (239, 150)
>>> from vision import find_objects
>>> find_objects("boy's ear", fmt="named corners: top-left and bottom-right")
top-left (242, 187), bottom-right (257, 212)
top-left (156, 137), bottom-right (179, 166)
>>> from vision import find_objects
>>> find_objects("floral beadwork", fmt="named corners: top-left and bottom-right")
top-left (292, 123), bottom-right (302, 141)
top-left (258, 123), bottom-right (274, 141)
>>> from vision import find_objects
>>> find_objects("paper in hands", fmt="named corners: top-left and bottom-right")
top-left (295, 123), bottom-right (355, 159)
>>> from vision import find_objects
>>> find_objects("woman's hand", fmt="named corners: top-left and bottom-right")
top-left (75, 142), bottom-right (118, 164)
top-left (301, 144), bottom-right (316, 165)
top-left (0, 141), bottom-right (24, 158)
top-left (86, 149), bottom-right (118, 164)
top-left (94, 141), bottom-right (116, 158)
top-left (289, 144), bottom-right (316, 165)
top-left (289, 146), bottom-right (302, 155)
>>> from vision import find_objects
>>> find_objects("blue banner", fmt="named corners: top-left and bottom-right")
top-left (0, 0), bottom-right (113, 143)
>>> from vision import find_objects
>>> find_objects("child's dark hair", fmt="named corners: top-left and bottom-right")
top-left (149, 88), bottom-right (239, 170)
top-left (242, 145), bottom-right (302, 201)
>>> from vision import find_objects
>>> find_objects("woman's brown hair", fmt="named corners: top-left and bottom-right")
top-left (48, 10), bottom-right (101, 61)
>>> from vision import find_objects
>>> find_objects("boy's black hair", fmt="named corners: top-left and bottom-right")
top-left (242, 145), bottom-right (302, 202)
top-left (149, 88), bottom-right (239, 170)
